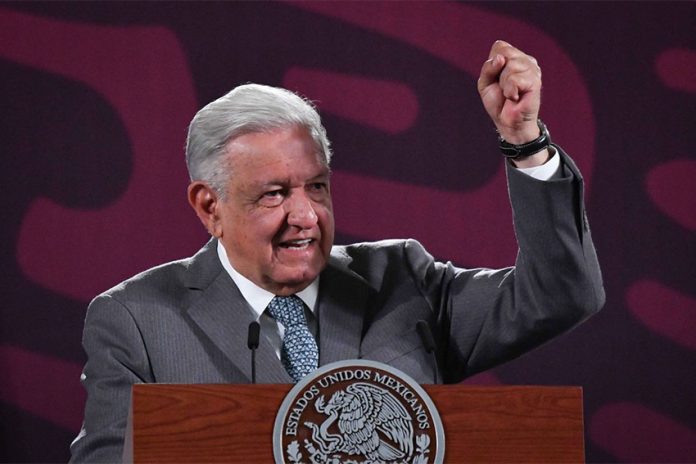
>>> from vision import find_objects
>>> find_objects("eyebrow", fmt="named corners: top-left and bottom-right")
top-left (257, 168), bottom-right (330, 187)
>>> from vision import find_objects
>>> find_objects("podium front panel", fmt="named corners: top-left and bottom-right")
top-left (129, 384), bottom-right (583, 462)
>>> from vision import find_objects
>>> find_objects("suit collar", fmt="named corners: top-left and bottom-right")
top-left (182, 238), bottom-right (221, 290)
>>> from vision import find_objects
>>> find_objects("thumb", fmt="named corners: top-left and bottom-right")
top-left (477, 54), bottom-right (505, 94)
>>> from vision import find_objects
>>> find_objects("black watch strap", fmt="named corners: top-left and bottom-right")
top-left (498, 119), bottom-right (551, 159)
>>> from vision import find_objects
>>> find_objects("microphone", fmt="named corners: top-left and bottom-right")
top-left (247, 321), bottom-right (260, 384)
top-left (416, 320), bottom-right (438, 384)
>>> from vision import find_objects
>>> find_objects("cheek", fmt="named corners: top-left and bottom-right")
top-left (222, 212), bottom-right (262, 247)
top-left (317, 206), bottom-right (335, 244)
top-left (247, 210), bottom-right (286, 242)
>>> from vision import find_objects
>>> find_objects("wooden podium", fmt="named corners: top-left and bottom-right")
top-left (124, 384), bottom-right (584, 463)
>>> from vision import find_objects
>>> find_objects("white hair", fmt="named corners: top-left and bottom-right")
top-left (185, 83), bottom-right (332, 196)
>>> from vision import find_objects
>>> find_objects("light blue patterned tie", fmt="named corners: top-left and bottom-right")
top-left (267, 295), bottom-right (318, 382)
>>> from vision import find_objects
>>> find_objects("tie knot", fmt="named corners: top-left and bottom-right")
top-left (267, 295), bottom-right (307, 328)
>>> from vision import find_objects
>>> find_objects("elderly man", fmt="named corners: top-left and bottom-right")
top-left (70, 41), bottom-right (604, 462)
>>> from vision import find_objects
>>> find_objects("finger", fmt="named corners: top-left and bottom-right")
top-left (500, 54), bottom-right (541, 76)
top-left (501, 73), bottom-right (536, 101)
top-left (477, 53), bottom-right (505, 93)
top-left (499, 63), bottom-right (542, 101)
top-left (488, 40), bottom-right (514, 60)
top-left (489, 40), bottom-right (533, 63)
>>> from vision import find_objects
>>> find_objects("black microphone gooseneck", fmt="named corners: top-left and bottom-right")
top-left (416, 320), bottom-right (438, 384)
top-left (247, 321), bottom-right (260, 384)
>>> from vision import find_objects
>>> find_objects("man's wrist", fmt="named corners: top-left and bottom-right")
top-left (497, 124), bottom-right (541, 145)
top-left (510, 148), bottom-right (550, 169)
top-left (498, 119), bottom-right (551, 159)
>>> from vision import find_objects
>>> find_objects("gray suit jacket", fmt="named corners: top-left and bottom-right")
top-left (70, 150), bottom-right (604, 463)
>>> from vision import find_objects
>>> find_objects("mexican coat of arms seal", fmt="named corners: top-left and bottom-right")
top-left (273, 360), bottom-right (445, 464)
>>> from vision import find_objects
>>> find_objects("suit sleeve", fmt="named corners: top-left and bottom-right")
top-left (69, 294), bottom-right (154, 463)
top-left (407, 147), bottom-right (605, 382)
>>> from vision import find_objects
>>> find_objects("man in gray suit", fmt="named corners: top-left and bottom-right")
top-left (70, 41), bottom-right (604, 462)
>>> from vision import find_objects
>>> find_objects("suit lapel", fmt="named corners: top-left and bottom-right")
top-left (317, 255), bottom-right (375, 365)
top-left (184, 240), bottom-right (292, 383)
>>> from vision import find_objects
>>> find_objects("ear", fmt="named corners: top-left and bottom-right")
top-left (187, 181), bottom-right (223, 237)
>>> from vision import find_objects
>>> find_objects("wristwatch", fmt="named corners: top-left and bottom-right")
top-left (498, 119), bottom-right (551, 159)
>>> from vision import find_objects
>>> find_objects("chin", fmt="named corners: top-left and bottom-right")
top-left (274, 267), bottom-right (321, 290)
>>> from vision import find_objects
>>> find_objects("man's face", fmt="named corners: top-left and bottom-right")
top-left (214, 126), bottom-right (334, 295)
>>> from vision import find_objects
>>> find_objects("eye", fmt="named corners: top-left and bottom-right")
top-left (307, 182), bottom-right (330, 202)
top-left (309, 182), bottom-right (327, 192)
top-left (259, 189), bottom-right (285, 206)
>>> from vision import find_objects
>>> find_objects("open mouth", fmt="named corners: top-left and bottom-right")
top-left (279, 238), bottom-right (314, 249)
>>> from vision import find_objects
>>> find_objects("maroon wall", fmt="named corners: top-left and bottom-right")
top-left (1, 2), bottom-right (694, 462)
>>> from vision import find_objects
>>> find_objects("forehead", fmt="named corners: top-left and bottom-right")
top-left (224, 127), bottom-right (328, 182)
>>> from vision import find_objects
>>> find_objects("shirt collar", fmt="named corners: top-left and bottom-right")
top-left (216, 240), bottom-right (319, 318)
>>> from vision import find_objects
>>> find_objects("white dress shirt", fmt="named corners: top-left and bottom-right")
top-left (515, 147), bottom-right (560, 180)
top-left (217, 241), bottom-right (319, 358)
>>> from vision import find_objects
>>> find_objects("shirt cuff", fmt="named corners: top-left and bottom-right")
top-left (514, 146), bottom-right (561, 181)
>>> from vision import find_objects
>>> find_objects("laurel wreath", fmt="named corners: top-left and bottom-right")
top-left (284, 432), bottom-right (432, 464)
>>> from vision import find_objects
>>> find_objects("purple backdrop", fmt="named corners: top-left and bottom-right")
top-left (1, 2), bottom-right (694, 462)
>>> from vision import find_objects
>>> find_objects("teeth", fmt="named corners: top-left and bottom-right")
top-left (285, 239), bottom-right (312, 247)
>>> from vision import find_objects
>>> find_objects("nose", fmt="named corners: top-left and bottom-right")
top-left (286, 191), bottom-right (318, 229)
